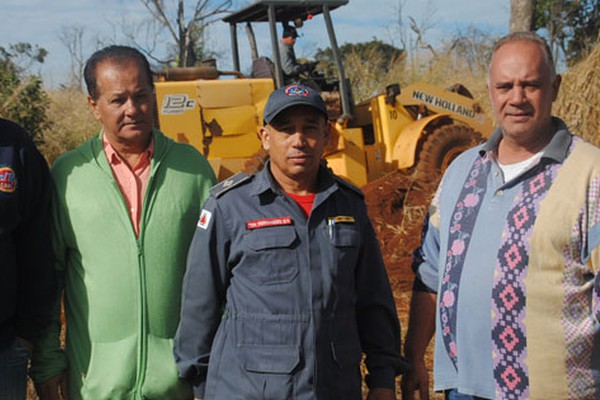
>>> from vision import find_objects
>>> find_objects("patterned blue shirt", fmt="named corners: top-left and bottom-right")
top-left (415, 118), bottom-right (600, 399)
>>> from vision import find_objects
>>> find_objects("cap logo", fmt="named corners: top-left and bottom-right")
top-left (0, 167), bottom-right (16, 193)
top-left (285, 85), bottom-right (309, 97)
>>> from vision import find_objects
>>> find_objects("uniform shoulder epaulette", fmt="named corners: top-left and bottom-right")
top-left (210, 172), bottom-right (252, 198)
top-left (333, 175), bottom-right (364, 198)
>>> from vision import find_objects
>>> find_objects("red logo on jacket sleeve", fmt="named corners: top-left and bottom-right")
top-left (197, 209), bottom-right (212, 229)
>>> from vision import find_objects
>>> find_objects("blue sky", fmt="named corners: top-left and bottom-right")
top-left (2, 0), bottom-right (510, 88)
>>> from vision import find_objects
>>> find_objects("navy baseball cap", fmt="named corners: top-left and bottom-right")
top-left (263, 84), bottom-right (328, 125)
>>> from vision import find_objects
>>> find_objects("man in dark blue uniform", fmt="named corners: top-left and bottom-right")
top-left (0, 118), bottom-right (55, 399)
top-left (175, 84), bottom-right (407, 400)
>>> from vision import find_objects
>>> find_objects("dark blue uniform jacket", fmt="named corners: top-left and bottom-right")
top-left (0, 119), bottom-right (55, 351)
top-left (175, 162), bottom-right (407, 399)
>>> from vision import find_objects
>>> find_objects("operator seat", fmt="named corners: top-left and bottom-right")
top-left (251, 57), bottom-right (275, 79)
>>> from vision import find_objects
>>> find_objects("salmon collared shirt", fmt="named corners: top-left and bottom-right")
top-left (102, 133), bottom-right (154, 236)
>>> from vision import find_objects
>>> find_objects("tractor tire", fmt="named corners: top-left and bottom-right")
top-left (416, 124), bottom-right (484, 181)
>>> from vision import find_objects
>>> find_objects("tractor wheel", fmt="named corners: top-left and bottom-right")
top-left (416, 124), bottom-right (484, 181)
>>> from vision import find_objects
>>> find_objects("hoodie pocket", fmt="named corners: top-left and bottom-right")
top-left (143, 335), bottom-right (192, 399)
top-left (81, 336), bottom-right (137, 399)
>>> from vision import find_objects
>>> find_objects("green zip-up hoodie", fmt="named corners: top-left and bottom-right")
top-left (31, 130), bottom-right (216, 399)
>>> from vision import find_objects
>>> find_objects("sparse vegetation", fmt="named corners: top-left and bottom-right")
top-left (6, 4), bottom-right (598, 396)
top-left (39, 88), bottom-right (99, 165)
top-left (554, 40), bottom-right (600, 147)
top-left (0, 43), bottom-right (52, 144)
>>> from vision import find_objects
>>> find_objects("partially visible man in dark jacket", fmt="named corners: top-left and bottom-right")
top-left (0, 118), bottom-right (55, 399)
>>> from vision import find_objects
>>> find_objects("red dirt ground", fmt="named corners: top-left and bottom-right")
top-left (363, 169), bottom-right (442, 399)
top-left (363, 169), bottom-right (440, 287)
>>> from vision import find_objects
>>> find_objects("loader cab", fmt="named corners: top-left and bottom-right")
top-left (222, 0), bottom-right (353, 122)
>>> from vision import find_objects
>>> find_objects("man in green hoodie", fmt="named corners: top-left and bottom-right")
top-left (31, 45), bottom-right (216, 400)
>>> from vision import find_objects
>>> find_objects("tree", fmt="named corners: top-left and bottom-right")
top-left (566, 0), bottom-right (600, 65)
top-left (534, 0), bottom-right (600, 66)
top-left (0, 43), bottom-right (51, 143)
top-left (137, 0), bottom-right (232, 67)
top-left (315, 40), bottom-right (404, 77)
top-left (314, 39), bottom-right (405, 102)
top-left (59, 25), bottom-right (86, 90)
top-left (445, 27), bottom-right (496, 74)
top-left (385, 0), bottom-right (439, 82)
top-left (510, 0), bottom-right (536, 32)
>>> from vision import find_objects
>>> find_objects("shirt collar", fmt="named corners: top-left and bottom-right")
top-left (102, 131), bottom-right (155, 166)
top-left (480, 116), bottom-right (573, 163)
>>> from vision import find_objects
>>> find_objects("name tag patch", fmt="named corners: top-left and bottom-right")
top-left (246, 216), bottom-right (292, 230)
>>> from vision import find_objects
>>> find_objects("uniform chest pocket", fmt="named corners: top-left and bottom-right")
top-left (328, 223), bottom-right (359, 247)
top-left (326, 224), bottom-right (360, 276)
top-left (242, 225), bottom-right (299, 285)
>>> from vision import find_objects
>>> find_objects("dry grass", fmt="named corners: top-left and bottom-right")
top-left (344, 51), bottom-right (407, 103)
top-left (39, 88), bottom-right (99, 165)
top-left (31, 39), bottom-right (600, 400)
top-left (554, 40), bottom-right (600, 146)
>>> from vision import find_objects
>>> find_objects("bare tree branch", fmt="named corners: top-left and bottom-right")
top-left (136, 0), bottom-right (232, 67)
top-left (59, 25), bottom-right (86, 89)
top-left (140, 0), bottom-right (180, 42)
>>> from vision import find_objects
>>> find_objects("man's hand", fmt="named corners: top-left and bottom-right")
top-left (401, 357), bottom-right (429, 400)
top-left (367, 387), bottom-right (396, 400)
top-left (35, 373), bottom-right (69, 400)
top-left (401, 290), bottom-right (436, 400)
